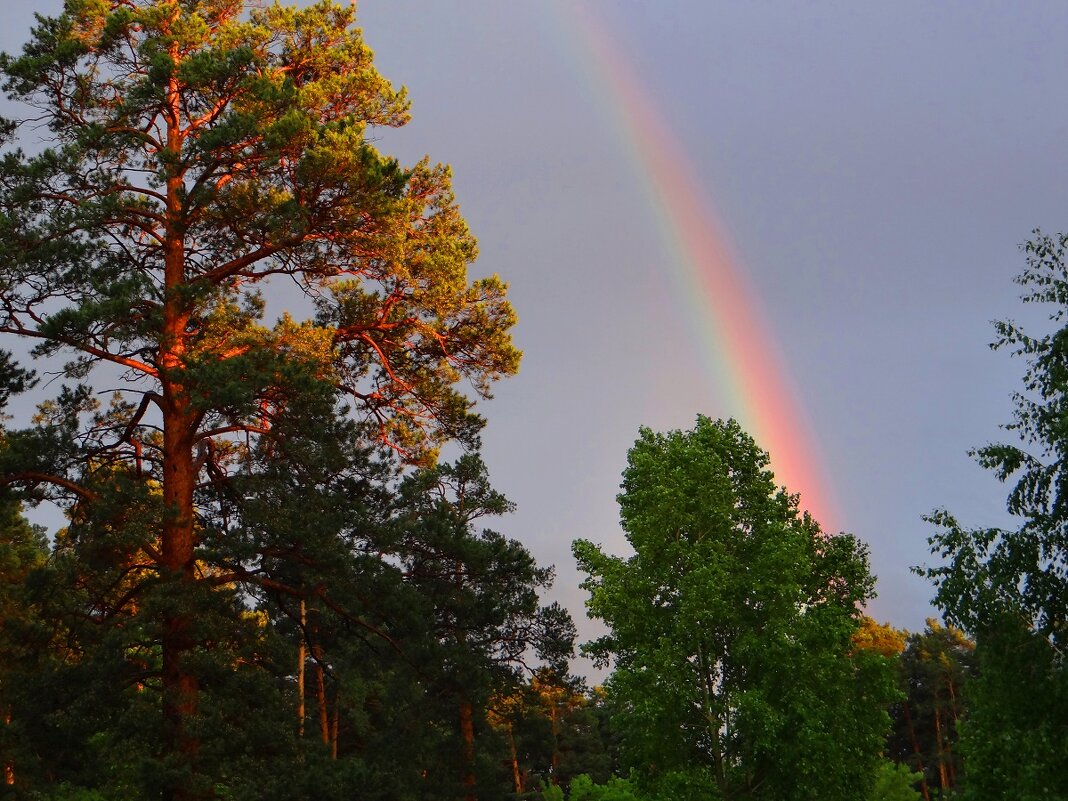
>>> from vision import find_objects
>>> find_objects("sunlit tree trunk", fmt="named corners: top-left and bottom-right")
top-left (297, 601), bottom-right (306, 738)
top-left (158, 24), bottom-right (202, 801)
top-left (506, 720), bottom-right (523, 794)
top-left (314, 651), bottom-right (330, 747)
top-left (935, 706), bottom-right (948, 791)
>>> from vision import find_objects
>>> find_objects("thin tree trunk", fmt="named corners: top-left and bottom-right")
top-left (315, 655), bottom-right (330, 746)
top-left (330, 686), bottom-right (339, 760)
top-left (946, 676), bottom-right (959, 788)
top-left (3, 708), bottom-right (13, 786)
top-left (696, 641), bottom-right (728, 796)
top-left (459, 698), bottom-right (477, 801)
top-left (934, 707), bottom-right (948, 791)
top-left (901, 701), bottom-right (930, 801)
top-left (550, 701), bottom-right (560, 784)
top-left (507, 721), bottom-right (522, 794)
top-left (297, 600), bottom-right (306, 738)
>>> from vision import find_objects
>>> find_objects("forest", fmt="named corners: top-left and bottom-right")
top-left (0, 2), bottom-right (1065, 800)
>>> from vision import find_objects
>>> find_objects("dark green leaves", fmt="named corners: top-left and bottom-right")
top-left (575, 417), bottom-right (891, 801)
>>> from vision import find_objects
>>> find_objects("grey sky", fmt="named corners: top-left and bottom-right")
top-left (4, 2), bottom-right (1067, 672)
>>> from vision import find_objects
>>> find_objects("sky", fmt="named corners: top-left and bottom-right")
top-left (4, 1), bottom-right (1068, 672)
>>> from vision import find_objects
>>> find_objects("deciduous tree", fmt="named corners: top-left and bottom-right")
top-left (925, 231), bottom-right (1068, 801)
top-left (574, 417), bottom-right (894, 801)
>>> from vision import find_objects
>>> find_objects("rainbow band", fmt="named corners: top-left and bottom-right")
top-left (556, 3), bottom-right (840, 531)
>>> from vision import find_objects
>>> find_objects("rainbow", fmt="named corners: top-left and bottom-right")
top-left (551, 4), bottom-right (841, 531)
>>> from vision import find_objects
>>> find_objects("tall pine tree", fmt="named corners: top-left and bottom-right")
top-left (0, 2), bottom-right (518, 797)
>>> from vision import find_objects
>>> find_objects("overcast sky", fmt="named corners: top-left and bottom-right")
top-left (5, 1), bottom-right (1068, 671)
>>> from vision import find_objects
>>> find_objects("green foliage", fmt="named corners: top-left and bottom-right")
top-left (949, 616), bottom-right (1066, 801)
top-left (0, 350), bottom-right (35, 414)
top-left (574, 417), bottom-right (894, 801)
top-left (924, 231), bottom-right (1068, 800)
top-left (541, 774), bottom-right (645, 801)
top-left (34, 787), bottom-right (112, 801)
top-left (869, 761), bottom-right (923, 801)
top-left (387, 456), bottom-right (575, 797)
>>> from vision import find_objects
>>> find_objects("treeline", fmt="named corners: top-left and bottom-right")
top-left (0, 449), bottom-right (577, 799)
top-left (0, 2), bottom-right (1065, 800)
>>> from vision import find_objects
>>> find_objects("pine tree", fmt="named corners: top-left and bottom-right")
top-left (0, 2), bottom-right (518, 796)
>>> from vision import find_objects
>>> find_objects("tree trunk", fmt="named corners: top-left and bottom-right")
top-left (934, 707), bottom-right (949, 791)
top-left (3, 708), bottom-right (13, 786)
top-left (159, 25), bottom-right (200, 799)
top-left (331, 688), bottom-right (340, 760)
top-left (550, 701), bottom-right (560, 784)
top-left (946, 676), bottom-right (958, 787)
top-left (696, 642), bottom-right (728, 797)
top-left (297, 601), bottom-right (306, 738)
top-left (507, 721), bottom-right (523, 794)
top-left (160, 397), bottom-right (199, 801)
top-left (459, 698), bottom-right (477, 801)
top-left (901, 701), bottom-right (930, 801)
top-left (315, 655), bottom-right (330, 747)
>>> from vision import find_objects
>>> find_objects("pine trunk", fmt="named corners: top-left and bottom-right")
top-left (158, 34), bottom-right (201, 797)
top-left (3, 708), bottom-right (13, 786)
top-left (160, 399), bottom-right (199, 801)
top-left (315, 658), bottom-right (330, 747)
top-left (507, 721), bottom-right (523, 794)
top-left (297, 601), bottom-right (306, 737)
top-left (901, 701), bottom-right (930, 801)
top-left (459, 698), bottom-right (477, 801)
top-left (331, 690), bottom-right (340, 760)
top-left (550, 702), bottom-right (560, 784)
top-left (935, 707), bottom-right (949, 791)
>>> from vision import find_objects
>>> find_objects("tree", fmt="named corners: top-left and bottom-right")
top-left (852, 616), bottom-right (908, 660)
top-left (391, 455), bottom-right (574, 801)
top-left (0, 1), bottom-right (518, 797)
top-left (887, 621), bottom-right (974, 801)
top-left (573, 417), bottom-right (895, 801)
top-left (924, 231), bottom-right (1068, 801)
top-left (488, 671), bottom-right (613, 796)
